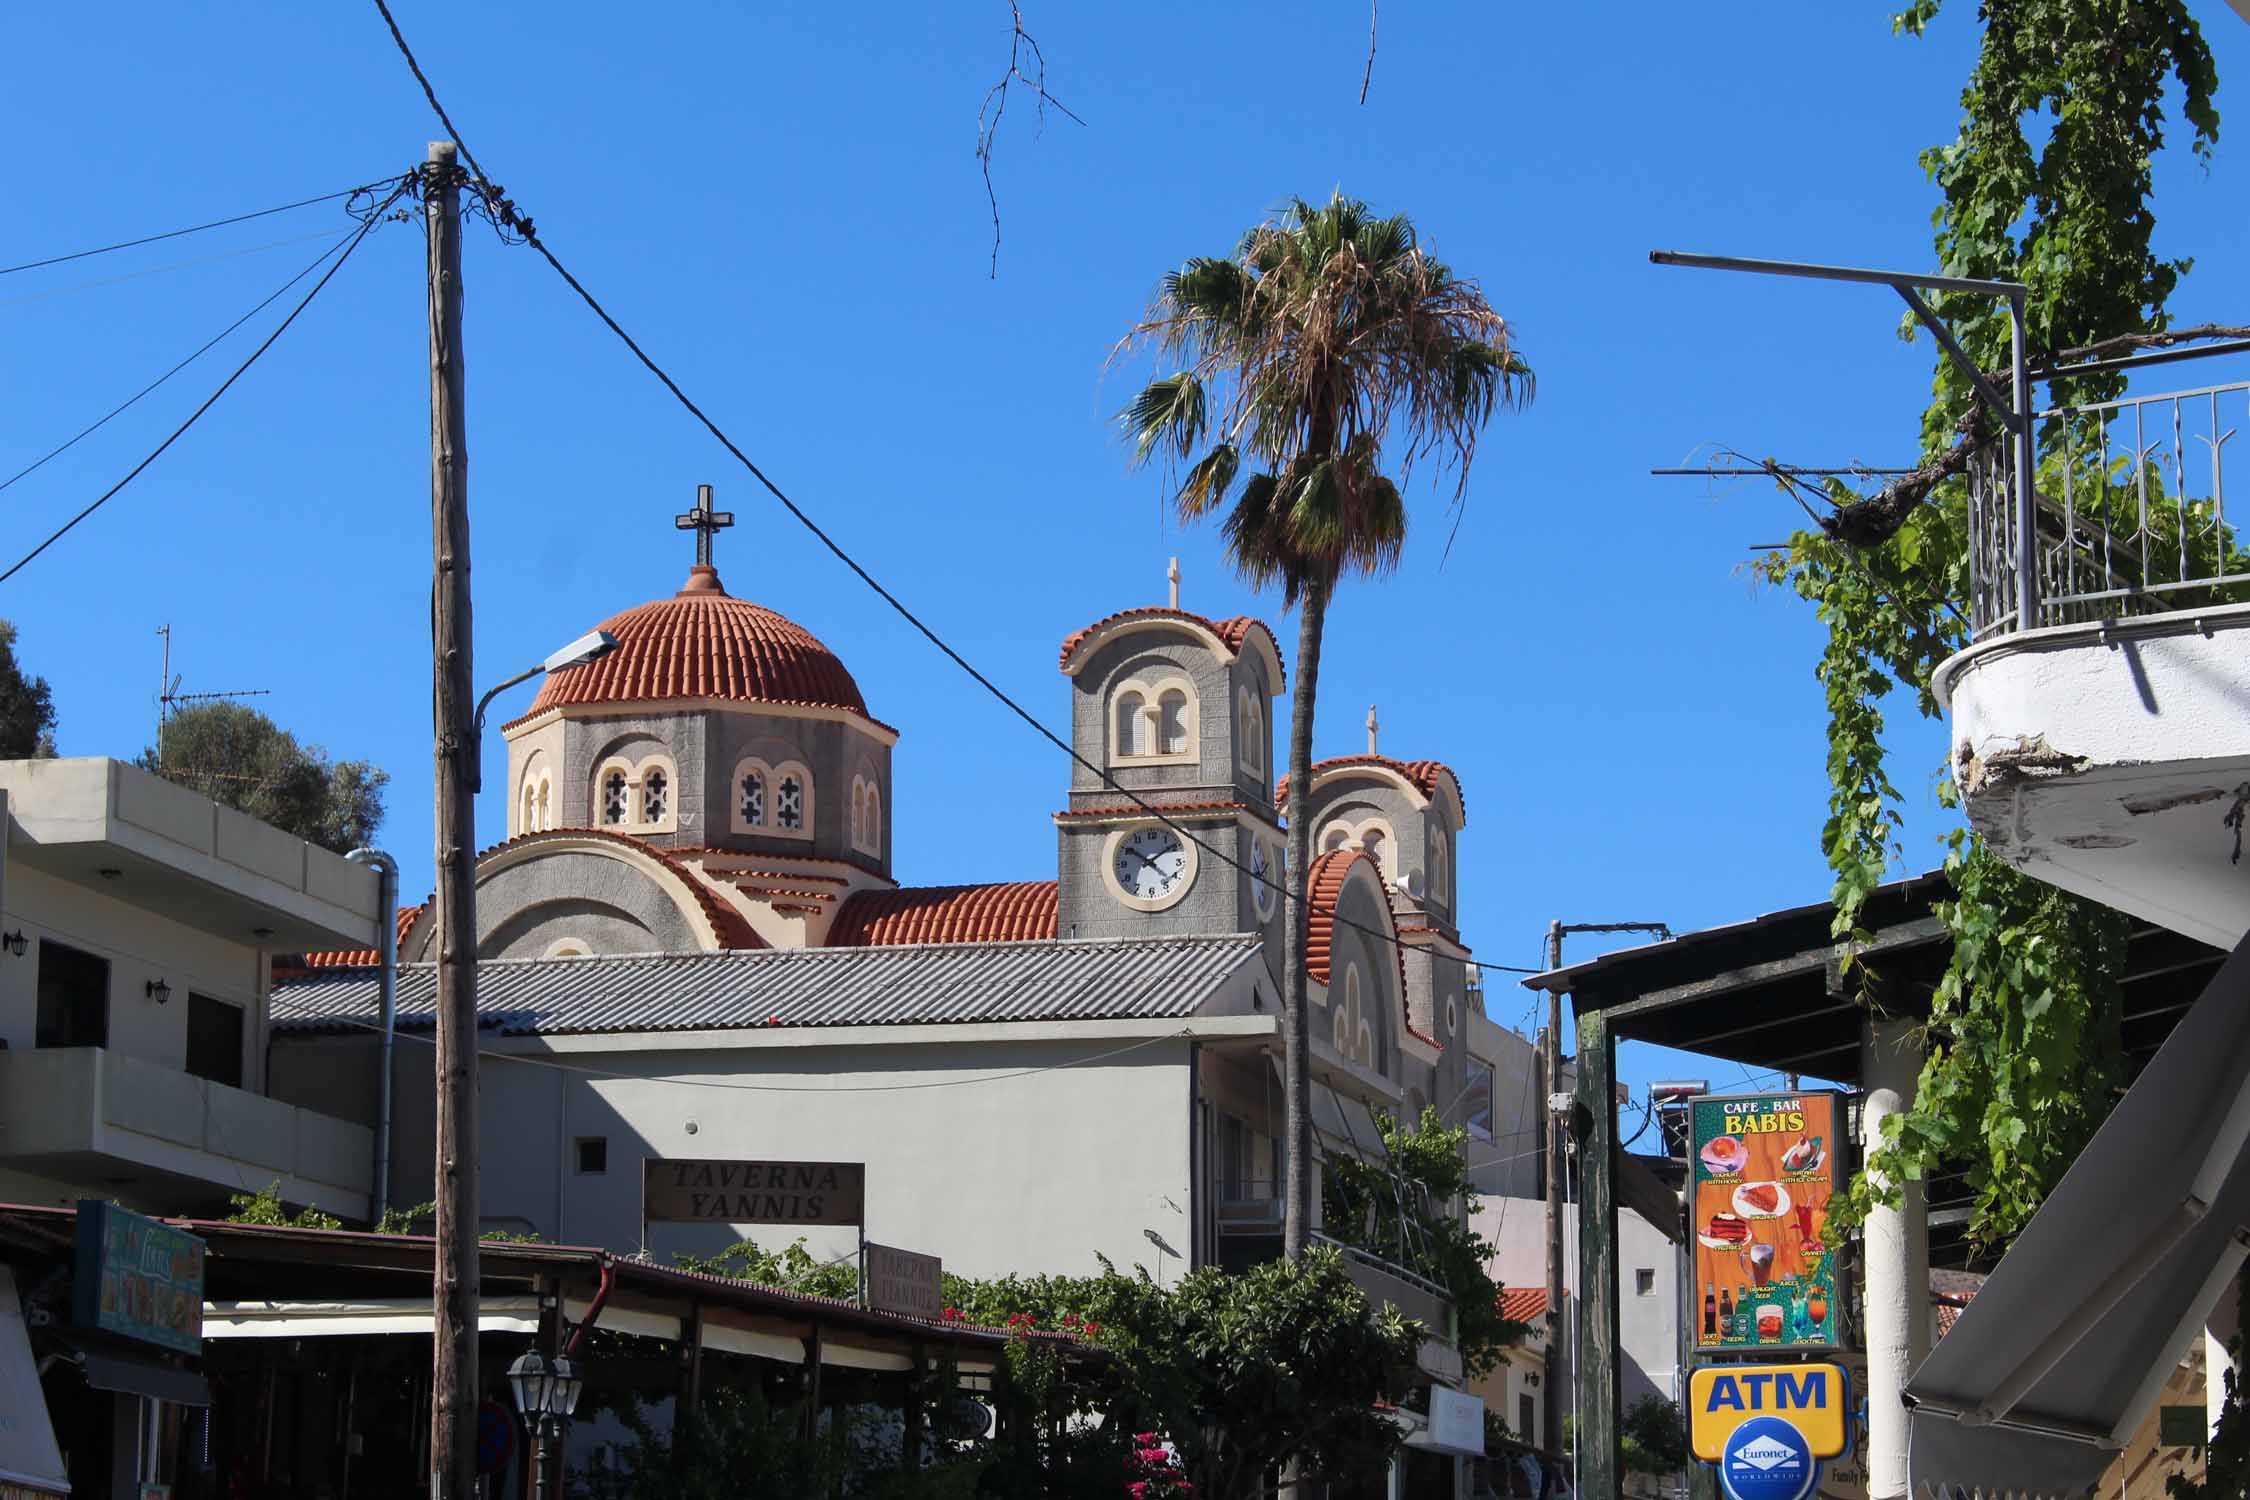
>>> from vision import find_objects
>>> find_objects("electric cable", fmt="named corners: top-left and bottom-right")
top-left (0, 229), bottom-right (347, 308)
top-left (0, 179), bottom-right (399, 277)
top-left (0, 176), bottom-right (413, 585)
top-left (366, 0), bottom-right (1545, 993)
top-left (0, 227), bottom-right (361, 499)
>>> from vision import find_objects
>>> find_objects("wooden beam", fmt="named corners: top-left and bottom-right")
top-left (1586, 916), bottom-right (1948, 1020)
top-left (1575, 1006), bottom-right (1621, 1500)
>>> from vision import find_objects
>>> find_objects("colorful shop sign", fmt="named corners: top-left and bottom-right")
top-left (1690, 1093), bottom-right (1842, 1353)
top-left (71, 1200), bottom-right (206, 1355)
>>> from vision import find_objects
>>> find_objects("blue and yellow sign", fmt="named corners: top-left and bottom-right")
top-left (1688, 1362), bottom-right (1850, 1462)
top-left (71, 1200), bottom-right (205, 1355)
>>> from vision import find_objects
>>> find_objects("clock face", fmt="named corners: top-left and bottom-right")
top-left (1114, 825), bottom-right (1189, 901)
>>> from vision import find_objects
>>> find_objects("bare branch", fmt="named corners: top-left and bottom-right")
top-left (2030, 322), bottom-right (2250, 372)
top-left (1359, 0), bottom-right (1378, 106)
top-left (975, 2), bottom-right (1086, 279)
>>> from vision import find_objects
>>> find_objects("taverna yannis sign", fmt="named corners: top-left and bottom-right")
top-left (643, 1158), bottom-right (866, 1226)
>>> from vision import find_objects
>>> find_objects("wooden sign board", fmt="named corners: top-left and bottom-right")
top-left (642, 1158), bottom-right (865, 1226)
top-left (1689, 1093), bottom-right (1843, 1354)
top-left (865, 1242), bottom-right (943, 1321)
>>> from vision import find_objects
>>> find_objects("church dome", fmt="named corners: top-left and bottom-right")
top-left (515, 565), bottom-right (871, 722)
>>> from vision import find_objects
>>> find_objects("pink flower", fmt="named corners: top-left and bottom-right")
top-left (1128, 1485), bottom-right (1148, 1499)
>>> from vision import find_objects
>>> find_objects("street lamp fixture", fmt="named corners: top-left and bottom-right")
top-left (508, 1350), bottom-right (584, 1494)
top-left (469, 630), bottom-right (620, 792)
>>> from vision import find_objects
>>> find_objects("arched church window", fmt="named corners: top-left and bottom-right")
top-left (778, 774), bottom-right (805, 830)
top-left (602, 771), bottom-right (629, 825)
top-left (1361, 828), bottom-right (1388, 881)
top-left (1115, 692), bottom-right (1146, 758)
top-left (1429, 827), bottom-right (1450, 905)
top-left (739, 769), bottom-right (765, 826)
top-left (850, 778), bottom-right (864, 847)
top-left (641, 768), bottom-right (668, 825)
top-left (1239, 690), bottom-right (1264, 778)
top-left (521, 781), bottom-right (537, 835)
top-left (1158, 689), bottom-right (1190, 755)
top-left (536, 780), bottom-right (551, 832)
top-left (1322, 823), bottom-right (1352, 854)
top-left (865, 786), bottom-right (882, 853)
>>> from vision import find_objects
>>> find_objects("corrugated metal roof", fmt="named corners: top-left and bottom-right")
top-left (270, 932), bottom-right (1263, 1038)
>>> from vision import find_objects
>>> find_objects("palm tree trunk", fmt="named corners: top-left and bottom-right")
top-left (1282, 575), bottom-right (1329, 1259)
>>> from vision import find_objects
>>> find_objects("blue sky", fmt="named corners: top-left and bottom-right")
top-left (7, 3), bottom-right (2247, 1103)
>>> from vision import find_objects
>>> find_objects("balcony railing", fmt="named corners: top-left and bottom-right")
top-left (1968, 377), bottom-right (2250, 637)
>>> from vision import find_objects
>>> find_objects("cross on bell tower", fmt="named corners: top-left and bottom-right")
top-left (674, 483), bottom-right (735, 567)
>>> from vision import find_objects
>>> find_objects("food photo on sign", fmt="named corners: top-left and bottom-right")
top-left (1690, 1093), bottom-right (1842, 1353)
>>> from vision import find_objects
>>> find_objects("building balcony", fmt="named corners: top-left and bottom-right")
top-left (1315, 1231), bottom-right (1462, 1384)
top-left (1937, 375), bottom-right (2250, 948)
top-left (0, 1046), bottom-right (372, 1219)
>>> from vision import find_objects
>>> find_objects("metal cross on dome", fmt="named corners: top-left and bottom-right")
top-left (674, 483), bottom-right (735, 567)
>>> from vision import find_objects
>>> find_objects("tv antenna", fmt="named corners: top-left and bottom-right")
top-left (155, 624), bottom-right (269, 761)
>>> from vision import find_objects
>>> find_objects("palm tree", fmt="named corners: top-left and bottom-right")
top-left (1117, 192), bottom-right (1530, 1258)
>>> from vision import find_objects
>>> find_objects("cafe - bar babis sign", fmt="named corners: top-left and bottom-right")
top-left (1690, 1093), bottom-right (1842, 1353)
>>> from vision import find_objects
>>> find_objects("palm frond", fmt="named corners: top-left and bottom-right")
top-left (1175, 443), bottom-right (1240, 521)
top-left (1120, 373), bottom-right (1207, 467)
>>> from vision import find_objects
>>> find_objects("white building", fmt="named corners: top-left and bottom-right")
top-left (0, 757), bottom-right (385, 1220)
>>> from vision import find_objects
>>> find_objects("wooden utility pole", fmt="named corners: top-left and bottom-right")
top-left (425, 138), bottom-right (480, 1500)
top-left (1542, 921), bottom-right (1565, 1465)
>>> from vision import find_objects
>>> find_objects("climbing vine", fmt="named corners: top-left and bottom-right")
top-left (1756, 0), bottom-right (2218, 1250)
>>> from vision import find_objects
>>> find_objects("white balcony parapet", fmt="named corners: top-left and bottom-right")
top-left (0, 1046), bottom-right (372, 1220)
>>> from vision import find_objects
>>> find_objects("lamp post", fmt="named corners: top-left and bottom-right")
top-left (506, 1350), bottom-right (585, 1498)
top-left (470, 630), bottom-right (620, 792)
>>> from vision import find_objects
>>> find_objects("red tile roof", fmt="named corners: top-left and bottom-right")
top-left (829, 882), bottom-right (1060, 946)
top-left (1054, 800), bottom-right (1275, 823)
top-left (1305, 848), bottom-right (1432, 1046)
top-left (1057, 608), bottom-right (1284, 686)
top-left (1497, 1287), bottom-right (1549, 1325)
top-left (506, 566), bottom-right (884, 728)
top-left (1276, 755), bottom-right (1466, 821)
top-left (275, 905), bottom-right (425, 977)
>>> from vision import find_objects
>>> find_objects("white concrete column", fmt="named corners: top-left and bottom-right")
top-left (1862, 1017), bottom-right (1930, 1500)
top-left (2207, 1279), bottom-right (2240, 1442)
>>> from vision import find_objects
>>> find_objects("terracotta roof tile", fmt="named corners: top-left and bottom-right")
top-left (1277, 755), bottom-right (1467, 822)
top-left (1057, 608), bottom-right (1284, 687)
top-left (829, 882), bottom-right (1059, 947)
top-left (506, 566), bottom-right (886, 729)
top-left (1497, 1287), bottom-right (1549, 1326)
top-left (1304, 848), bottom-right (1431, 1046)
top-left (1054, 800), bottom-right (1276, 824)
top-left (275, 904), bottom-right (424, 978)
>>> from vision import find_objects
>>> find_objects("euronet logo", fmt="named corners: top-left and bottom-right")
top-left (1734, 1434), bottom-right (1803, 1472)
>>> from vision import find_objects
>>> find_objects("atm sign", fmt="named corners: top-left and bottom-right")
top-left (1688, 1363), bottom-right (1850, 1462)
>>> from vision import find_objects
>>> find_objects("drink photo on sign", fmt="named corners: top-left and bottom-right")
top-left (1689, 1093), bottom-right (1842, 1352)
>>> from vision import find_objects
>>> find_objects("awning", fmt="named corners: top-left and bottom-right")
top-left (0, 1266), bottom-right (69, 1495)
top-left (82, 1350), bottom-right (209, 1408)
top-left (1906, 930), bottom-right (2250, 1499)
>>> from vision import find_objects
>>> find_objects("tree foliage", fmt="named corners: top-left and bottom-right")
top-left (684, 1240), bottom-right (1419, 1500)
top-left (1752, 0), bottom-right (2220, 1252)
top-left (1321, 1104), bottom-right (1524, 1381)
top-left (0, 620), bottom-right (58, 759)
top-left (140, 700), bottom-right (387, 854)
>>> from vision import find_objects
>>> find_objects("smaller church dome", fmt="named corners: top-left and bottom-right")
top-left (515, 565), bottom-right (872, 723)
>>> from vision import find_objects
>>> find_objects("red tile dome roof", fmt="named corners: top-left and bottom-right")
top-left (829, 881), bottom-right (1059, 946)
top-left (510, 566), bottom-right (875, 725)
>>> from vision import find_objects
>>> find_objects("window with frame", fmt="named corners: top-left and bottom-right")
top-left (1157, 689), bottom-right (1190, 754)
top-left (739, 768), bottom-right (766, 826)
top-left (1635, 1268), bottom-right (1657, 1297)
top-left (601, 770), bottom-right (629, 825)
top-left (576, 1137), bottom-right (608, 1175)
top-left (1239, 691), bottom-right (1265, 778)
top-left (864, 785), bottom-right (881, 853)
top-left (641, 767), bottom-right (669, 824)
top-left (777, 774), bottom-right (805, 830)
top-left (1115, 691), bottom-right (1147, 758)
top-left (520, 781), bottom-right (538, 835)
top-left (35, 939), bottom-right (108, 1049)
top-left (535, 779), bottom-right (551, 832)
top-left (186, 992), bottom-right (244, 1089)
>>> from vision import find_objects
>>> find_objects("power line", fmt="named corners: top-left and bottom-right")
top-left (366, 3), bottom-right (1535, 994)
top-left (0, 228), bottom-right (360, 499)
top-left (0, 229), bottom-right (348, 308)
top-left (0, 180), bottom-right (393, 277)
top-left (0, 177), bottom-right (412, 586)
